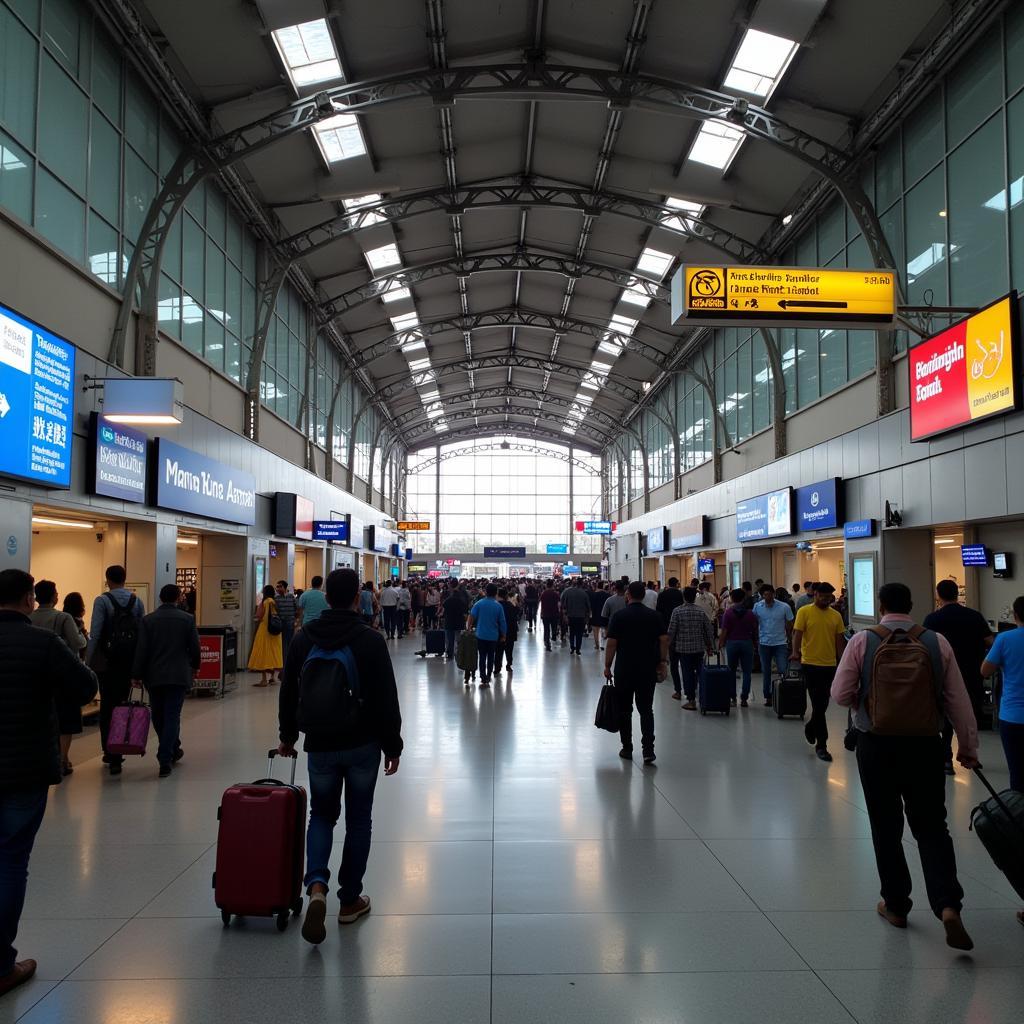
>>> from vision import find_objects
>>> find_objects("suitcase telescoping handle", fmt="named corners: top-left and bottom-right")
top-left (971, 767), bottom-right (1024, 839)
top-left (254, 748), bottom-right (298, 786)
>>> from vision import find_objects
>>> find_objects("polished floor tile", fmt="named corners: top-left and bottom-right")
top-left (7, 632), bottom-right (1023, 1024)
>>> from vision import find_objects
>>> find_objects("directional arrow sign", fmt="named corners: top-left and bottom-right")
top-left (671, 265), bottom-right (896, 329)
top-left (0, 393), bottom-right (8, 418)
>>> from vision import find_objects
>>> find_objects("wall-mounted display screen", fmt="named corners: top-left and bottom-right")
top-left (851, 555), bottom-right (876, 619)
top-left (697, 557), bottom-right (715, 575)
top-left (961, 544), bottom-right (990, 567)
top-left (736, 488), bottom-right (792, 542)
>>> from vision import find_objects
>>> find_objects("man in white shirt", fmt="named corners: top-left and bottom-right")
top-left (395, 582), bottom-right (412, 638)
top-left (642, 581), bottom-right (659, 610)
top-left (378, 582), bottom-right (399, 639)
top-left (695, 581), bottom-right (719, 622)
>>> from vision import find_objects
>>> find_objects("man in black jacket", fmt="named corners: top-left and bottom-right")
top-left (0, 569), bottom-right (97, 998)
top-left (278, 568), bottom-right (403, 946)
top-left (132, 584), bottom-right (201, 778)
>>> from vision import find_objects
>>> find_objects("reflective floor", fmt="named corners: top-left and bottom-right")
top-left (5, 628), bottom-right (1024, 1023)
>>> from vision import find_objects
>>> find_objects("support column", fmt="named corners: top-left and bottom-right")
top-left (434, 444), bottom-right (441, 554)
top-left (568, 445), bottom-right (575, 558)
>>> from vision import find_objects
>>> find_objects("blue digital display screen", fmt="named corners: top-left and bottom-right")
top-left (961, 544), bottom-right (990, 567)
top-left (312, 520), bottom-right (349, 542)
top-left (0, 302), bottom-right (76, 488)
top-left (697, 558), bottom-right (715, 574)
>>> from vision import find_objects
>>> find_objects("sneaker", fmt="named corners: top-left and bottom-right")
top-left (619, 747), bottom-right (633, 759)
top-left (671, 692), bottom-right (681, 701)
top-left (339, 894), bottom-right (371, 924)
top-left (816, 748), bottom-right (833, 763)
top-left (763, 698), bottom-right (772, 707)
top-left (740, 699), bottom-right (749, 708)
top-left (682, 701), bottom-right (697, 711)
top-left (302, 892), bottom-right (328, 944)
top-left (642, 753), bottom-right (656, 765)
top-left (0, 959), bottom-right (37, 997)
top-left (158, 764), bottom-right (172, 778)
top-left (480, 679), bottom-right (491, 688)
top-left (730, 696), bottom-right (737, 706)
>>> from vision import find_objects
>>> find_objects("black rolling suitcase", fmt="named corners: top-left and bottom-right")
top-left (417, 630), bottom-right (446, 657)
top-left (970, 768), bottom-right (1024, 901)
top-left (773, 662), bottom-right (807, 719)
top-left (699, 652), bottom-right (733, 715)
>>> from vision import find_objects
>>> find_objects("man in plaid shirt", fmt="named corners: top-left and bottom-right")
top-left (667, 587), bottom-right (716, 710)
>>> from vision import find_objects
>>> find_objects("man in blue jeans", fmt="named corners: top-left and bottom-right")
top-left (278, 569), bottom-right (403, 946)
top-left (468, 583), bottom-right (507, 687)
top-left (753, 583), bottom-right (794, 706)
top-left (0, 569), bottom-right (97, 997)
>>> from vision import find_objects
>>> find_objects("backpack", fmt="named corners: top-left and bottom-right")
top-left (859, 624), bottom-right (944, 736)
top-left (102, 593), bottom-right (139, 669)
top-left (296, 644), bottom-right (362, 737)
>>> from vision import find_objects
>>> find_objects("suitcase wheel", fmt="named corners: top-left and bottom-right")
top-left (221, 910), bottom-right (231, 927)
top-left (276, 912), bottom-right (289, 932)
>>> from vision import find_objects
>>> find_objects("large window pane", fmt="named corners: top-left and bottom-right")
top-left (849, 331), bottom-right (875, 379)
top-left (817, 200), bottom-right (845, 262)
top-left (43, 0), bottom-right (86, 81)
top-left (38, 54), bottom-right (87, 194)
top-left (904, 165), bottom-right (949, 305)
top-left (819, 328), bottom-right (846, 395)
top-left (182, 214), bottom-right (204, 302)
top-left (903, 89), bottom-right (944, 187)
top-left (0, 7), bottom-right (38, 146)
top-left (0, 128), bottom-right (32, 222)
top-left (124, 71), bottom-right (159, 168)
top-left (123, 146), bottom-right (156, 242)
top-left (91, 29), bottom-right (121, 125)
top-left (158, 273), bottom-right (180, 338)
top-left (948, 115), bottom-right (1008, 306)
top-left (1009, 92), bottom-right (1024, 292)
top-left (89, 109), bottom-right (119, 224)
top-left (875, 134), bottom-right (902, 212)
top-left (1009, 2), bottom-right (1024, 97)
top-left (946, 27), bottom-right (1002, 149)
top-left (87, 210), bottom-right (119, 286)
top-left (36, 167), bottom-right (85, 261)
top-left (796, 329), bottom-right (819, 406)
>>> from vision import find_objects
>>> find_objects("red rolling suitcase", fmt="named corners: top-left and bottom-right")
top-left (214, 750), bottom-right (306, 931)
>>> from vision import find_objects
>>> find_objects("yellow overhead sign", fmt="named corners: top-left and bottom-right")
top-left (397, 520), bottom-right (431, 531)
top-left (672, 265), bottom-right (896, 329)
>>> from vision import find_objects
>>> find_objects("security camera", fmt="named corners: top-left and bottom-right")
top-left (725, 97), bottom-right (749, 124)
top-left (313, 91), bottom-right (336, 117)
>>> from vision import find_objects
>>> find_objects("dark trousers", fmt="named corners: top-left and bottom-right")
top-left (423, 607), bottom-right (437, 630)
top-left (542, 617), bottom-right (558, 646)
top-left (856, 732), bottom-right (964, 918)
top-left (444, 627), bottom-right (461, 660)
top-left (1001, 719), bottom-right (1024, 791)
top-left (381, 606), bottom-right (397, 637)
top-left (678, 651), bottom-right (704, 700)
top-left (150, 686), bottom-right (187, 768)
top-left (398, 609), bottom-right (409, 636)
top-left (524, 602), bottom-right (538, 628)
top-left (497, 638), bottom-right (515, 670)
top-left (615, 674), bottom-right (656, 755)
top-left (305, 744), bottom-right (381, 905)
top-left (477, 638), bottom-right (498, 680)
top-left (98, 670), bottom-right (132, 763)
top-left (279, 621), bottom-right (294, 673)
top-left (802, 664), bottom-right (836, 749)
top-left (0, 788), bottom-right (47, 975)
top-left (568, 617), bottom-right (586, 653)
top-left (726, 639), bottom-right (754, 700)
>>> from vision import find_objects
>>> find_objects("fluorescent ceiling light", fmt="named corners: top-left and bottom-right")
top-left (620, 287), bottom-right (652, 308)
top-left (635, 247), bottom-right (673, 279)
top-left (271, 19), bottom-right (342, 90)
top-left (389, 312), bottom-right (419, 331)
top-left (176, 536), bottom-right (200, 547)
top-left (365, 243), bottom-right (401, 271)
top-left (381, 283), bottom-right (411, 303)
top-left (688, 120), bottom-right (744, 171)
top-left (343, 193), bottom-right (384, 225)
top-left (313, 112), bottom-right (366, 163)
top-left (103, 414), bottom-right (181, 425)
top-left (32, 515), bottom-right (95, 529)
top-left (723, 28), bottom-right (799, 100)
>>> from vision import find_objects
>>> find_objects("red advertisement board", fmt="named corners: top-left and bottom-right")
top-left (196, 634), bottom-right (223, 686)
top-left (909, 292), bottom-right (1020, 441)
top-left (295, 496), bottom-right (314, 540)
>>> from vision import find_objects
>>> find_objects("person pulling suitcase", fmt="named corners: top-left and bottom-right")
top-left (277, 569), bottom-right (403, 945)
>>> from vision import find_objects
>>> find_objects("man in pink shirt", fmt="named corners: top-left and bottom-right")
top-left (831, 582), bottom-right (979, 951)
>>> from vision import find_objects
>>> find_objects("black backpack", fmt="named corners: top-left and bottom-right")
top-left (296, 644), bottom-right (363, 737)
top-left (102, 593), bottom-right (138, 668)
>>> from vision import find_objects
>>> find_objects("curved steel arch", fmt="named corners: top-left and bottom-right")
top-left (316, 249), bottom-right (667, 321)
top-left (407, 442), bottom-right (601, 476)
top-left (284, 178), bottom-right (768, 265)
top-left (400, 405), bottom-right (624, 448)
top-left (350, 305), bottom-right (673, 370)
top-left (110, 60), bottom-right (895, 377)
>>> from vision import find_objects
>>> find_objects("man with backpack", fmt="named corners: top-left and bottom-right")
top-left (831, 582), bottom-right (979, 951)
top-left (278, 568), bottom-right (403, 946)
top-left (87, 565), bottom-right (145, 777)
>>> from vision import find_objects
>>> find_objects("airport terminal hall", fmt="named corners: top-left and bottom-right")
top-left (5, 0), bottom-right (1024, 1021)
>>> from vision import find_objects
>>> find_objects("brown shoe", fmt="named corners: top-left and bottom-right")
top-left (338, 894), bottom-right (371, 924)
top-left (681, 701), bottom-right (697, 711)
top-left (671, 692), bottom-right (681, 700)
top-left (877, 901), bottom-right (907, 929)
top-left (0, 960), bottom-right (37, 998)
top-left (942, 910), bottom-right (974, 951)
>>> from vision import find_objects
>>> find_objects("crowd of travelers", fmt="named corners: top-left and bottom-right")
top-left (2, 561), bottom-right (1022, 997)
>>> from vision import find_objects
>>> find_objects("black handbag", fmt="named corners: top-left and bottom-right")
top-left (265, 599), bottom-right (283, 636)
top-left (594, 683), bottom-right (620, 732)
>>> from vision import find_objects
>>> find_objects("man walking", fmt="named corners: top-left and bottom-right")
top-left (467, 583), bottom-right (507, 687)
top-left (753, 583), bottom-right (794, 706)
top-left (791, 582), bottom-right (846, 762)
top-left (695, 580), bottom-right (719, 623)
top-left (561, 579), bottom-right (590, 656)
top-left (923, 580), bottom-right (993, 774)
top-left (297, 575), bottom-right (329, 630)
top-left (0, 570), bottom-right (97, 996)
top-left (377, 582), bottom-right (399, 639)
top-left (523, 581), bottom-right (539, 632)
top-left (87, 565), bottom-right (145, 777)
top-left (395, 582), bottom-right (411, 638)
top-left (831, 582), bottom-right (978, 951)
top-left (278, 569), bottom-right (402, 944)
top-left (495, 587), bottom-right (520, 676)
top-left (589, 582), bottom-right (610, 650)
top-left (667, 586), bottom-right (715, 709)
top-left (604, 581), bottom-right (668, 764)
top-left (442, 583), bottom-right (465, 661)
top-left (273, 580), bottom-right (297, 684)
top-left (795, 581), bottom-right (815, 610)
top-left (131, 584), bottom-right (201, 778)
top-left (603, 580), bottom-right (627, 628)
top-left (539, 581), bottom-right (561, 651)
top-left (656, 577), bottom-right (685, 630)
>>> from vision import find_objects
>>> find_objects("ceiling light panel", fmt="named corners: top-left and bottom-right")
top-left (389, 312), bottom-right (419, 331)
top-left (365, 243), bottom-right (401, 271)
top-left (609, 314), bottom-right (638, 334)
top-left (381, 284), bottom-right (411, 303)
top-left (620, 287), bottom-right (652, 308)
top-left (635, 248), bottom-right (673, 279)
top-left (665, 195), bottom-right (706, 232)
top-left (688, 119), bottom-right (745, 171)
top-left (313, 112), bottom-right (366, 163)
top-left (271, 19), bottom-right (342, 90)
top-left (343, 193), bottom-right (384, 225)
top-left (723, 28), bottom-right (799, 100)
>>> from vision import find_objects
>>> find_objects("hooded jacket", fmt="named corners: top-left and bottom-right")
top-left (279, 608), bottom-right (403, 758)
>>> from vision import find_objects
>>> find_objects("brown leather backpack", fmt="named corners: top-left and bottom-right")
top-left (863, 624), bottom-right (944, 736)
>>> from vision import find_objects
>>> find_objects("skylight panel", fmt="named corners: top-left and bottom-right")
top-left (426, 407), bottom-right (444, 420)
top-left (620, 287), bottom-right (652, 308)
top-left (723, 28), bottom-right (798, 100)
top-left (407, 357), bottom-right (432, 372)
top-left (562, 424), bottom-right (578, 435)
top-left (389, 312), bottom-right (419, 331)
top-left (365, 243), bottom-right (401, 271)
top-left (665, 196), bottom-right (706, 232)
top-left (381, 283), bottom-right (411, 303)
top-left (313, 112), bottom-right (366, 163)
top-left (688, 120), bottom-right (744, 171)
top-left (420, 389), bottom-right (441, 404)
top-left (598, 339), bottom-right (623, 357)
top-left (343, 193), bottom-right (384, 226)
top-left (579, 378), bottom-right (600, 392)
top-left (400, 336), bottom-right (427, 353)
top-left (434, 420), bottom-right (449, 433)
top-left (609, 313), bottom-right (638, 334)
top-left (635, 248), bottom-right (673, 279)
top-left (272, 19), bottom-right (342, 90)
top-left (575, 391), bottom-right (594, 406)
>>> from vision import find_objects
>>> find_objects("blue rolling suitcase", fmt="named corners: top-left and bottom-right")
top-left (699, 653), bottom-right (733, 716)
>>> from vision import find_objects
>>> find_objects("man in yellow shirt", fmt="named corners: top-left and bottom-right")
top-left (791, 582), bottom-right (846, 762)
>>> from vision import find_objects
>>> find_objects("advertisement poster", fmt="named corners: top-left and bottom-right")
top-left (154, 438), bottom-right (257, 525)
top-left (220, 578), bottom-right (240, 610)
top-left (851, 557), bottom-right (875, 619)
top-left (195, 635), bottom-right (223, 688)
top-left (736, 488), bottom-right (792, 542)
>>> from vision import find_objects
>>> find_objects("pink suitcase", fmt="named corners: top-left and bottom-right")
top-left (107, 685), bottom-right (151, 756)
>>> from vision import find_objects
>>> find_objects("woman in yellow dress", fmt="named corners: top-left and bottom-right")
top-left (248, 585), bottom-right (283, 687)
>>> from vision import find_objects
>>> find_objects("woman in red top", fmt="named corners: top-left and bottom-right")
top-left (719, 589), bottom-right (758, 707)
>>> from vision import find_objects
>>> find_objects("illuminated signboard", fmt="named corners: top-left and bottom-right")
top-left (408, 562), bottom-right (428, 573)
top-left (672, 265), bottom-right (896, 329)
top-left (312, 519), bottom-right (349, 543)
top-left (576, 520), bottom-right (615, 535)
top-left (909, 292), bottom-right (1020, 442)
top-left (736, 488), bottom-right (792, 542)
top-left (397, 520), bottom-right (431, 531)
